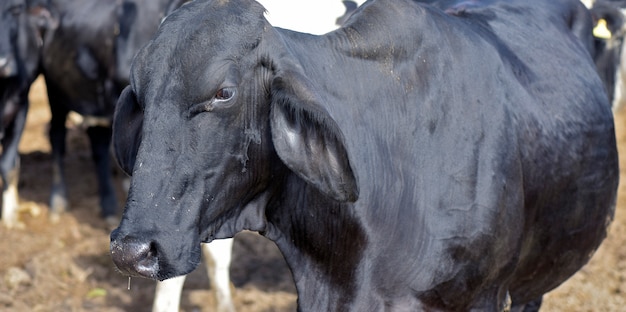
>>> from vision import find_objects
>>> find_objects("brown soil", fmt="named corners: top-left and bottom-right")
top-left (0, 76), bottom-right (624, 311)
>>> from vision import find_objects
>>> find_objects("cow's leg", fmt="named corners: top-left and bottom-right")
top-left (0, 97), bottom-right (28, 228)
top-left (152, 275), bottom-right (186, 312)
top-left (47, 89), bottom-right (69, 221)
top-left (86, 125), bottom-right (117, 223)
top-left (202, 239), bottom-right (235, 312)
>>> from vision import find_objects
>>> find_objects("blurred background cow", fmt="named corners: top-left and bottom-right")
top-left (586, 0), bottom-right (626, 111)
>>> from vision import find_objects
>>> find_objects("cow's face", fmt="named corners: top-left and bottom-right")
top-left (0, 0), bottom-right (27, 78)
top-left (110, 0), bottom-right (357, 280)
top-left (1, 0), bottom-right (51, 96)
top-left (0, 0), bottom-right (52, 79)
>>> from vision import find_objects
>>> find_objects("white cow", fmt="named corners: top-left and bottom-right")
top-left (151, 2), bottom-right (364, 311)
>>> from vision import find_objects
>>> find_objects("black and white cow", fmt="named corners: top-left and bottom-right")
top-left (40, 0), bottom-right (123, 222)
top-left (37, 1), bottom-right (238, 312)
top-left (0, 0), bottom-right (51, 228)
top-left (110, 0), bottom-right (619, 310)
top-left (588, 0), bottom-right (626, 111)
top-left (40, 0), bottom-right (189, 223)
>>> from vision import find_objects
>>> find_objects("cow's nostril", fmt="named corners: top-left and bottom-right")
top-left (147, 242), bottom-right (157, 258)
top-left (135, 242), bottom-right (159, 277)
top-left (110, 235), bottom-right (160, 279)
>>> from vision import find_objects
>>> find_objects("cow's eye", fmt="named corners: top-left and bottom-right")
top-left (215, 87), bottom-right (235, 102)
top-left (190, 86), bottom-right (237, 115)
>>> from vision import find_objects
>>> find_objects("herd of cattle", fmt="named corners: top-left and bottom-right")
top-left (1, 0), bottom-right (625, 311)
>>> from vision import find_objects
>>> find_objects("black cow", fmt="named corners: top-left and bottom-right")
top-left (110, 0), bottom-right (619, 310)
top-left (0, 0), bottom-right (51, 228)
top-left (40, 0), bottom-right (185, 223)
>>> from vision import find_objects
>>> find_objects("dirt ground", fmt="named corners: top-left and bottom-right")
top-left (0, 76), bottom-right (625, 311)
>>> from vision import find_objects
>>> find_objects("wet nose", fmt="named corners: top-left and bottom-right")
top-left (0, 55), bottom-right (18, 78)
top-left (110, 230), bottom-right (159, 279)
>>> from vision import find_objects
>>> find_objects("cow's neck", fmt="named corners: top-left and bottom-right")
top-left (271, 2), bottom-right (447, 123)
top-left (263, 173), bottom-right (369, 310)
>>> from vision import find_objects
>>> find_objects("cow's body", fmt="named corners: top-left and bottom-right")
top-left (110, 0), bottom-right (619, 311)
top-left (41, 0), bottom-right (124, 221)
top-left (0, 0), bottom-right (49, 228)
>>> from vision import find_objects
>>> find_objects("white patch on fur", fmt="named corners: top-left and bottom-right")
top-left (2, 180), bottom-right (20, 228)
top-left (203, 239), bottom-right (236, 312)
top-left (152, 275), bottom-right (186, 312)
top-left (151, 239), bottom-right (235, 312)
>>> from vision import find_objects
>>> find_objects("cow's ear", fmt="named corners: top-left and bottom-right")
top-left (113, 86), bottom-right (143, 176)
top-left (269, 67), bottom-right (359, 203)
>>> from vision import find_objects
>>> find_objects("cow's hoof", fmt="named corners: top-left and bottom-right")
top-left (1, 218), bottom-right (25, 229)
top-left (49, 192), bottom-right (68, 215)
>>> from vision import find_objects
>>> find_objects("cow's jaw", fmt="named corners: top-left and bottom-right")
top-left (109, 131), bottom-right (273, 280)
top-left (108, 0), bottom-right (275, 280)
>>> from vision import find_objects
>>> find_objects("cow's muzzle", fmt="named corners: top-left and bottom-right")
top-left (110, 229), bottom-right (159, 279)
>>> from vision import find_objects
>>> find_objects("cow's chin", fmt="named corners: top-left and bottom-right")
top-left (200, 196), bottom-right (271, 242)
top-left (199, 216), bottom-right (237, 243)
top-left (154, 243), bottom-right (202, 281)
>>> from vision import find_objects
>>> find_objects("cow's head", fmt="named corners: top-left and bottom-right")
top-left (0, 0), bottom-right (53, 130)
top-left (0, 0), bottom-right (51, 79)
top-left (110, 0), bottom-right (358, 280)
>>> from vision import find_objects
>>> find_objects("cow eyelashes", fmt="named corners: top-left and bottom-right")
top-left (214, 87), bottom-right (235, 102)
top-left (211, 87), bottom-right (237, 109)
top-left (190, 86), bottom-right (237, 115)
